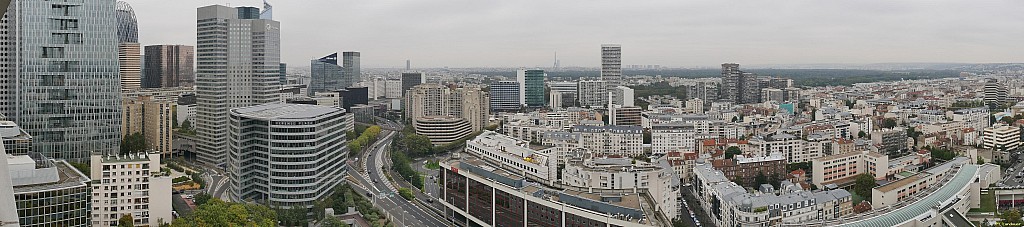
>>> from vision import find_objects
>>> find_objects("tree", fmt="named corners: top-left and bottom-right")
top-left (978, 157), bottom-right (986, 165)
top-left (402, 133), bottom-right (433, 156)
top-left (119, 214), bottom-right (134, 227)
top-left (1001, 208), bottom-right (1022, 223)
top-left (398, 188), bottom-right (414, 201)
top-left (181, 120), bottom-right (192, 130)
top-left (322, 216), bottom-right (349, 227)
top-left (725, 146), bottom-right (742, 159)
top-left (120, 133), bottom-right (147, 155)
top-left (171, 199), bottom-right (277, 227)
top-left (881, 118), bottom-right (898, 129)
top-left (754, 172), bottom-right (768, 187)
top-left (193, 193), bottom-right (212, 206)
top-left (853, 174), bottom-right (877, 198)
top-left (858, 131), bottom-right (867, 138)
top-left (276, 207), bottom-right (308, 227)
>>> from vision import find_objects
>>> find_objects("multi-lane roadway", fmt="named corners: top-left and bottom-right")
top-left (354, 119), bottom-right (448, 226)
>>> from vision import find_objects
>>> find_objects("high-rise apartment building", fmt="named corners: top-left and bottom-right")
top-left (0, 0), bottom-right (123, 162)
top-left (195, 4), bottom-right (281, 166)
top-left (343, 51), bottom-right (361, 83)
top-left (227, 103), bottom-right (348, 209)
top-left (577, 80), bottom-right (607, 107)
top-left (309, 53), bottom-right (343, 95)
top-left (143, 45), bottom-right (195, 88)
top-left (524, 70), bottom-right (546, 107)
top-left (601, 44), bottom-right (623, 107)
top-left (278, 63), bottom-right (287, 85)
top-left (985, 79), bottom-right (1007, 109)
top-left (489, 81), bottom-right (521, 111)
top-left (405, 84), bottom-right (489, 143)
top-left (720, 63), bottom-right (761, 104)
top-left (401, 72), bottom-right (423, 97)
top-left (121, 96), bottom-right (175, 156)
top-left (601, 44), bottom-right (622, 88)
top-left (117, 1), bottom-right (141, 92)
top-left (90, 153), bottom-right (172, 226)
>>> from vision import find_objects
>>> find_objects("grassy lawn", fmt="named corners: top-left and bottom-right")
top-left (425, 160), bottom-right (440, 170)
top-left (970, 190), bottom-right (996, 213)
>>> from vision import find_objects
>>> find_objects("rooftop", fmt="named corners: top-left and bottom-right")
top-left (838, 165), bottom-right (978, 227)
top-left (231, 103), bottom-right (342, 120)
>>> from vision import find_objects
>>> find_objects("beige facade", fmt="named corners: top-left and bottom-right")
top-left (121, 96), bottom-right (175, 155)
top-left (119, 42), bottom-right (141, 92)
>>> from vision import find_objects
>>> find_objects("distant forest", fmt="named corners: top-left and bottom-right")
top-left (468, 69), bottom-right (962, 87)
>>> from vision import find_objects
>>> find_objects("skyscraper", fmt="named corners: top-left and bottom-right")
top-left (489, 81), bottom-right (521, 111)
top-left (343, 51), bottom-right (361, 84)
top-left (0, 0), bottom-right (123, 162)
top-left (406, 59), bottom-right (411, 70)
top-left (195, 5), bottom-right (281, 166)
top-left (601, 44), bottom-right (622, 88)
top-left (116, 1), bottom-right (140, 91)
top-left (143, 45), bottom-right (194, 88)
top-left (310, 53), bottom-right (342, 95)
top-left (401, 72), bottom-right (423, 96)
top-left (720, 63), bottom-right (761, 104)
top-left (985, 79), bottom-right (1007, 110)
top-left (524, 69), bottom-right (546, 107)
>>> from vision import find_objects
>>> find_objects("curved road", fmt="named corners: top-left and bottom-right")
top-left (356, 119), bottom-right (448, 227)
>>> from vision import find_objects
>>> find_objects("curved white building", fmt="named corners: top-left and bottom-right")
top-left (227, 103), bottom-right (348, 210)
top-left (414, 117), bottom-right (472, 145)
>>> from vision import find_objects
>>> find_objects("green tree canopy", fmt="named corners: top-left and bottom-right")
top-left (171, 198), bottom-right (278, 227)
top-left (120, 133), bottom-right (147, 155)
top-left (119, 214), bottom-right (134, 227)
top-left (853, 174), bottom-right (877, 199)
top-left (725, 146), bottom-right (742, 159)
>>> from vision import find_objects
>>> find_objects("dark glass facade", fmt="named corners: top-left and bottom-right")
top-left (468, 179), bottom-right (493, 225)
top-left (493, 189), bottom-right (524, 227)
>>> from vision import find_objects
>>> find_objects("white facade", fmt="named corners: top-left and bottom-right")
top-left (577, 80), bottom-right (608, 107)
top-left (651, 123), bottom-right (697, 154)
top-left (465, 131), bottom-right (556, 182)
top-left (983, 124), bottom-right (1022, 152)
top-left (385, 79), bottom-right (402, 99)
top-left (90, 153), bottom-right (173, 226)
top-left (574, 125), bottom-right (644, 157)
top-left (176, 103), bottom-right (196, 125)
top-left (227, 103), bottom-right (348, 209)
top-left (614, 86), bottom-right (635, 107)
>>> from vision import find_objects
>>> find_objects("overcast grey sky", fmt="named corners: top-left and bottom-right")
top-left (129, 0), bottom-right (1024, 68)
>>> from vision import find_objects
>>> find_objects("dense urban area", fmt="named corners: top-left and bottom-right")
top-left (0, 1), bottom-right (1022, 227)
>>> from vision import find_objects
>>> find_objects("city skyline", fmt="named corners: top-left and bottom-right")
top-left (128, 0), bottom-right (1023, 68)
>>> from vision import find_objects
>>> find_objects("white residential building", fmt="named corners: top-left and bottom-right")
top-left (90, 153), bottom-right (173, 226)
top-left (652, 123), bottom-right (697, 154)
top-left (573, 125), bottom-right (644, 157)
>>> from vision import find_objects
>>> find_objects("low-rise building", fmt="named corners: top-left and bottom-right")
top-left (4, 153), bottom-right (92, 227)
top-left (983, 124), bottom-right (1021, 152)
top-left (692, 163), bottom-right (853, 227)
top-left (651, 123), bottom-right (697, 155)
top-left (812, 151), bottom-right (889, 188)
top-left (710, 153), bottom-right (787, 187)
top-left (573, 125), bottom-right (644, 157)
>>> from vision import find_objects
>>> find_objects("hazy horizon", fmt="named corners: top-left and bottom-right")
top-left (130, 0), bottom-right (1024, 68)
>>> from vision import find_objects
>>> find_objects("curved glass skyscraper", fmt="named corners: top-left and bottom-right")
top-left (115, 1), bottom-right (138, 43)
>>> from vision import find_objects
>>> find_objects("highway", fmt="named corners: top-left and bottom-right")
top-left (355, 118), bottom-right (448, 227)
